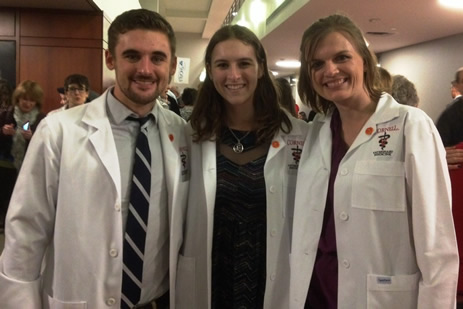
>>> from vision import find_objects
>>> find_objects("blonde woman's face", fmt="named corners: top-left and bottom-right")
top-left (310, 31), bottom-right (368, 107)
top-left (18, 97), bottom-right (37, 113)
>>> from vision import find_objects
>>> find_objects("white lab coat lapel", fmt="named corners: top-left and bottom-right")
top-left (266, 130), bottom-right (286, 162)
top-left (158, 107), bottom-right (180, 220)
top-left (315, 115), bottom-right (333, 171)
top-left (266, 115), bottom-right (306, 164)
top-left (202, 140), bottom-right (217, 231)
top-left (81, 96), bottom-right (122, 200)
top-left (345, 96), bottom-right (400, 155)
top-left (201, 138), bottom-right (217, 295)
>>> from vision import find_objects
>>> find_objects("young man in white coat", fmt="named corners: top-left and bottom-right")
top-left (0, 9), bottom-right (189, 309)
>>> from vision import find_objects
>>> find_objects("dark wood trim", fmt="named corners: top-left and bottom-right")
top-left (20, 37), bottom-right (102, 49)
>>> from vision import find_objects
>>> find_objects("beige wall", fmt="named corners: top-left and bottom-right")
top-left (379, 33), bottom-right (463, 122)
top-left (171, 32), bottom-right (209, 91)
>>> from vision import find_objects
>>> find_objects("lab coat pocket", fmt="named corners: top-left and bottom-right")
top-left (176, 255), bottom-right (196, 309)
top-left (366, 272), bottom-right (419, 309)
top-left (352, 161), bottom-right (406, 211)
top-left (46, 295), bottom-right (87, 309)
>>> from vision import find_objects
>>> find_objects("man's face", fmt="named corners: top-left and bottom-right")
top-left (105, 29), bottom-right (177, 115)
top-left (59, 93), bottom-right (67, 106)
top-left (456, 71), bottom-right (463, 94)
top-left (65, 83), bottom-right (89, 108)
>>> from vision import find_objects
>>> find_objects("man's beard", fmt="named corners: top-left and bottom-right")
top-left (122, 86), bottom-right (160, 106)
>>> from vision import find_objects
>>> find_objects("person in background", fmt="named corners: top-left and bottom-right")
top-left (446, 148), bottom-right (463, 170)
top-left (56, 87), bottom-right (68, 106)
top-left (0, 79), bottom-right (14, 233)
top-left (176, 24), bottom-right (309, 309)
top-left (437, 67), bottom-right (463, 147)
top-left (168, 85), bottom-right (181, 101)
top-left (2, 80), bottom-right (45, 171)
top-left (167, 87), bottom-right (181, 115)
top-left (438, 69), bottom-right (463, 171)
top-left (48, 74), bottom-right (90, 115)
top-left (391, 74), bottom-right (419, 107)
top-left (0, 80), bottom-right (13, 113)
top-left (276, 77), bottom-right (298, 117)
top-left (291, 14), bottom-right (458, 309)
top-left (378, 66), bottom-right (393, 94)
top-left (179, 87), bottom-right (197, 121)
top-left (451, 79), bottom-right (462, 103)
top-left (298, 111), bottom-right (308, 121)
top-left (0, 9), bottom-right (189, 308)
top-left (159, 84), bottom-right (181, 116)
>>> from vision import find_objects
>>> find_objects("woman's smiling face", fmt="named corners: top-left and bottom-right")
top-left (310, 31), bottom-right (368, 106)
top-left (208, 38), bottom-right (262, 109)
top-left (18, 97), bottom-right (37, 113)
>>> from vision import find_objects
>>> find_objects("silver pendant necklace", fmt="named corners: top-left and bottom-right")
top-left (228, 127), bottom-right (251, 153)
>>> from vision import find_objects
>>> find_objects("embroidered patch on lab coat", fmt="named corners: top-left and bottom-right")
top-left (287, 136), bottom-right (304, 175)
top-left (179, 146), bottom-right (189, 181)
top-left (373, 125), bottom-right (399, 157)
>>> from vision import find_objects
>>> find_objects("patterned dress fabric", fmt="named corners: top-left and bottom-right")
top-left (211, 129), bottom-right (268, 309)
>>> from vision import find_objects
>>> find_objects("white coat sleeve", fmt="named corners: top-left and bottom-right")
top-left (404, 113), bottom-right (459, 309)
top-left (0, 119), bottom-right (60, 308)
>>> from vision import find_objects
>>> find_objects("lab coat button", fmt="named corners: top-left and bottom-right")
top-left (115, 204), bottom-right (121, 212)
top-left (340, 168), bottom-right (348, 176)
top-left (270, 273), bottom-right (276, 280)
top-left (270, 229), bottom-right (277, 236)
top-left (106, 297), bottom-right (116, 306)
top-left (342, 259), bottom-right (350, 268)
top-left (269, 185), bottom-right (276, 193)
top-left (109, 248), bottom-right (118, 257)
top-left (339, 212), bottom-right (349, 221)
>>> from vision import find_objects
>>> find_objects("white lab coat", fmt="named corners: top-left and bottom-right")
top-left (0, 89), bottom-right (189, 309)
top-left (290, 94), bottom-right (459, 309)
top-left (176, 116), bottom-right (309, 309)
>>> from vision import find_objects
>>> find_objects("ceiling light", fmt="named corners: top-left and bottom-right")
top-left (271, 71), bottom-right (279, 76)
top-left (276, 60), bottom-right (301, 68)
top-left (237, 18), bottom-right (250, 28)
top-left (250, 0), bottom-right (267, 24)
top-left (439, 0), bottom-right (463, 8)
top-left (199, 69), bottom-right (206, 82)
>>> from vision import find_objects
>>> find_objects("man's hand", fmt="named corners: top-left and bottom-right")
top-left (446, 146), bottom-right (463, 170)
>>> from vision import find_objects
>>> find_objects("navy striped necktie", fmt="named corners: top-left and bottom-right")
top-left (121, 115), bottom-right (152, 308)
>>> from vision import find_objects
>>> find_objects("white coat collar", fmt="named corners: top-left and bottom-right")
top-left (267, 113), bottom-right (305, 162)
top-left (314, 93), bottom-right (401, 155)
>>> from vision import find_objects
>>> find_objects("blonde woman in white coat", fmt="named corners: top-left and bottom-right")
top-left (176, 25), bottom-right (309, 309)
top-left (290, 14), bottom-right (458, 309)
